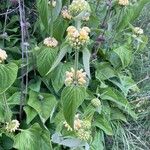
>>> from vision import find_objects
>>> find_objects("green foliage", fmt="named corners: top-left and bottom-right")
top-left (13, 123), bottom-right (52, 150)
top-left (0, 63), bottom-right (18, 94)
top-left (61, 86), bottom-right (86, 128)
top-left (0, 0), bottom-right (149, 149)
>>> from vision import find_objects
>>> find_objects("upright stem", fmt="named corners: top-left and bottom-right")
top-left (50, 0), bottom-right (53, 37)
top-left (74, 49), bottom-right (79, 81)
top-left (2, 93), bottom-right (11, 122)
top-left (74, 20), bottom-right (81, 82)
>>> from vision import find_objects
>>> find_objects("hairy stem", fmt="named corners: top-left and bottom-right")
top-left (74, 49), bottom-right (79, 81)
top-left (74, 20), bottom-right (81, 82)
top-left (50, 0), bottom-right (54, 36)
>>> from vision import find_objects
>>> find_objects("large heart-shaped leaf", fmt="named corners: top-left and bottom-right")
top-left (96, 62), bottom-right (116, 81)
top-left (99, 87), bottom-right (137, 119)
top-left (36, 46), bottom-right (57, 76)
top-left (0, 63), bottom-right (18, 94)
top-left (113, 46), bottom-right (132, 68)
top-left (61, 86), bottom-right (86, 128)
top-left (13, 123), bottom-right (53, 150)
top-left (27, 90), bottom-right (57, 123)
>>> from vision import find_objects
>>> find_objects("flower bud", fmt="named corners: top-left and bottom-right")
top-left (61, 6), bottom-right (72, 20)
top-left (48, 0), bottom-right (56, 7)
top-left (91, 98), bottom-right (101, 107)
top-left (118, 0), bottom-right (129, 6)
top-left (133, 27), bottom-right (144, 35)
top-left (43, 37), bottom-right (58, 48)
top-left (0, 48), bottom-right (7, 63)
top-left (69, 0), bottom-right (91, 17)
top-left (5, 120), bottom-right (20, 132)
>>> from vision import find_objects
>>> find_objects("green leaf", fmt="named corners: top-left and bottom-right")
top-left (36, 46), bottom-right (57, 76)
top-left (110, 74), bottom-right (139, 97)
top-left (24, 106), bottom-right (38, 124)
top-left (7, 92), bottom-right (21, 106)
top-left (0, 63), bottom-right (18, 94)
top-left (37, 0), bottom-right (62, 33)
top-left (53, 17), bottom-right (69, 41)
top-left (27, 90), bottom-right (57, 123)
top-left (113, 46), bottom-right (132, 68)
top-left (82, 48), bottom-right (91, 78)
top-left (29, 77), bottom-right (41, 92)
top-left (61, 86), bottom-right (86, 128)
top-left (37, 0), bottom-right (49, 32)
top-left (51, 62), bottom-right (72, 92)
top-left (46, 44), bottom-right (71, 75)
top-left (117, 0), bottom-right (150, 31)
top-left (110, 107), bottom-right (127, 122)
top-left (13, 123), bottom-right (53, 150)
top-left (93, 114), bottom-right (113, 135)
top-left (91, 131), bottom-right (104, 150)
top-left (96, 62), bottom-right (116, 81)
top-left (99, 87), bottom-right (137, 119)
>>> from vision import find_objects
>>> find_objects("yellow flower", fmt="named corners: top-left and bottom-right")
top-left (66, 26), bottom-right (90, 48)
top-left (82, 27), bottom-right (91, 33)
top-left (79, 29), bottom-right (89, 41)
top-left (0, 48), bottom-right (7, 63)
top-left (65, 68), bottom-right (87, 86)
top-left (118, 0), bottom-right (129, 6)
top-left (64, 114), bottom-right (82, 131)
top-left (43, 37), bottom-right (58, 48)
top-left (5, 120), bottom-right (20, 132)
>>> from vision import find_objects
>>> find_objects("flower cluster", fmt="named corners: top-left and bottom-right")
top-left (48, 0), bottom-right (56, 7)
top-left (66, 26), bottom-right (90, 48)
top-left (43, 37), bottom-right (58, 48)
top-left (77, 129), bottom-right (91, 141)
top-left (0, 48), bottom-right (7, 63)
top-left (64, 114), bottom-right (91, 141)
top-left (118, 0), bottom-right (129, 6)
top-left (91, 98), bottom-right (101, 108)
top-left (65, 68), bottom-right (87, 86)
top-left (5, 120), bottom-right (20, 132)
top-left (64, 114), bottom-right (82, 131)
top-left (61, 6), bottom-right (72, 20)
top-left (69, 0), bottom-right (91, 17)
top-left (133, 27), bottom-right (144, 35)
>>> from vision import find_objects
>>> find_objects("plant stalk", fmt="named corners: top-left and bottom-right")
top-left (74, 48), bottom-right (79, 82)
top-left (50, 0), bottom-right (54, 37)
top-left (74, 20), bottom-right (81, 82)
